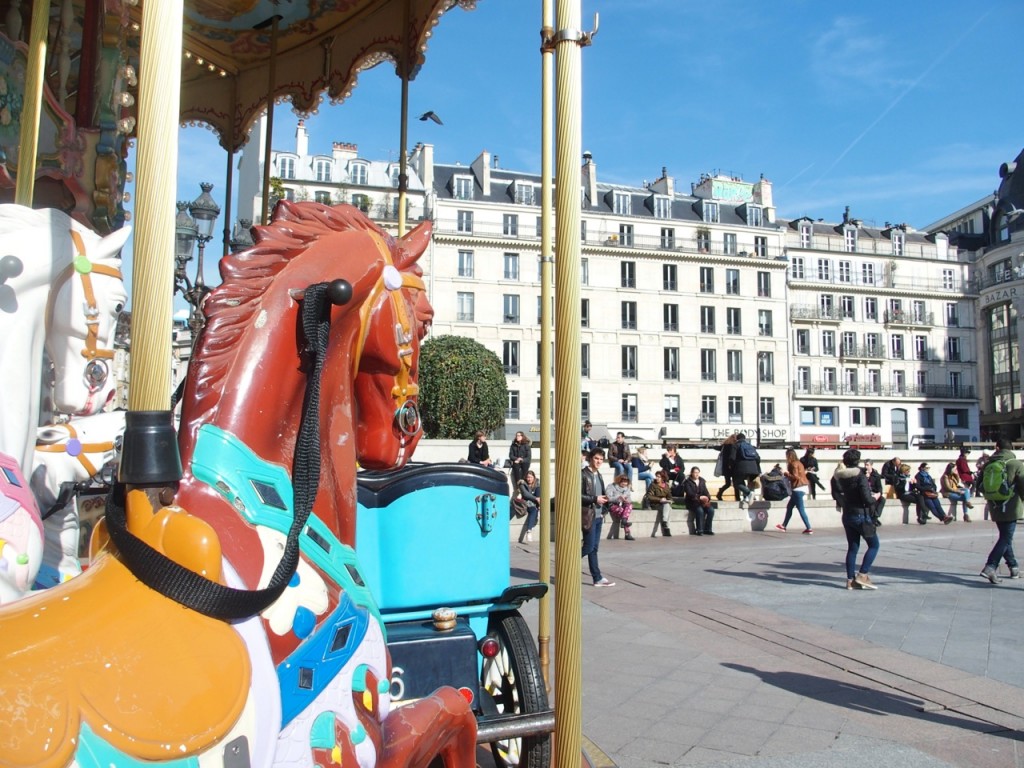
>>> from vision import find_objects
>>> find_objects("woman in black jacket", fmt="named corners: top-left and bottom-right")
top-left (682, 467), bottom-right (714, 536)
top-left (831, 449), bottom-right (880, 590)
top-left (508, 431), bottom-right (532, 485)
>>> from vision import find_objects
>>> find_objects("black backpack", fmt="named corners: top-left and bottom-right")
top-left (762, 477), bottom-right (789, 501)
top-left (738, 441), bottom-right (759, 462)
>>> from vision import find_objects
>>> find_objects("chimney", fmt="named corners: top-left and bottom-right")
top-left (581, 150), bottom-right (597, 206)
top-left (296, 119), bottom-right (308, 158)
top-left (493, 154), bottom-right (500, 169)
top-left (649, 166), bottom-right (674, 197)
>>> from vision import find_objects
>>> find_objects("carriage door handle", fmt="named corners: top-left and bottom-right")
top-left (476, 493), bottom-right (497, 534)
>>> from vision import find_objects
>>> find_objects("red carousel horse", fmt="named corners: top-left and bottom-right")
top-left (0, 202), bottom-right (474, 768)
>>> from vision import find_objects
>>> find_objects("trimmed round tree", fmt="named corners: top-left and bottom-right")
top-left (419, 335), bottom-right (508, 439)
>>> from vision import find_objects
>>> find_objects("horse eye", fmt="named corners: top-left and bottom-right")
top-left (114, 302), bottom-right (124, 314)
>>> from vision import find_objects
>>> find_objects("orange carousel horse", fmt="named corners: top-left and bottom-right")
top-left (0, 203), bottom-right (475, 768)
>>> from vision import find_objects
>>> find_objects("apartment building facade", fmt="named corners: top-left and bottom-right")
top-left (238, 123), bottom-right (985, 446)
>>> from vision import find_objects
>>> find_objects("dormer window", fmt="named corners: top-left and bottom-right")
top-left (453, 175), bottom-right (474, 200)
top-left (799, 222), bottom-right (812, 248)
top-left (844, 228), bottom-right (857, 253)
top-left (278, 156), bottom-right (296, 180)
top-left (613, 191), bottom-right (631, 215)
top-left (891, 231), bottom-right (905, 256)
top-left (390, 167), bottom-right (401, 188)
top-left (746, 205), bottom-right (763, 227)
top-left (314, 159), bottom-right (332, 182)
top-left (702, 201), bottom-right (719, 224)
top-left (514, 182), bottom-right (535, 206)
top-left (349, 162), bottom-right (368, 185)
top-left (653, 195), bottom-right (671, 219)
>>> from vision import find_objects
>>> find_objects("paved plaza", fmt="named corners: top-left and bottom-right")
top-left (510, 520), bottom-right (1024, 768)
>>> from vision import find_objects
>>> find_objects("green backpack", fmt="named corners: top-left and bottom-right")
top-left (982, 458), bottom-right (1013, 502)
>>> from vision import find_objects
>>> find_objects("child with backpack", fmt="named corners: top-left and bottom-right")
top-left (979, 438), bottom-right (1024, 584)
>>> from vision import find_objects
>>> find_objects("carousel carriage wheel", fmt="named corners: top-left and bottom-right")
top-left (481, 610), bottom-right (551, 768)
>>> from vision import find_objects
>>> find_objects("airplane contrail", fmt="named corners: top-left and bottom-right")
top-left (807, 8), bottom-right (993, 193)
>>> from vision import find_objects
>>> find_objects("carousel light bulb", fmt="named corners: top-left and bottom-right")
top-left (123, 192), bottom-right (131, 203)
top-left (125, 172), bottom-right (134, 183)
top-left (196, 57), bottom-right (204, 65)
top-left (118, 92), bottom-right (135, 107)
top-left (184, 51), bottom-right (192, 59)
top-left (117, 116), bottom-right (136, 133)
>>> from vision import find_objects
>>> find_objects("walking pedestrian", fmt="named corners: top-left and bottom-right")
top-left (832, 448), bottom-right (880, 590)
top-left (716, 434), bottom-right (740, 501)
top-left (800, 446), bottom-right (826, 499)
top-left (732, 433), bottom-right (761, 507)
top-left (979, 438), bottom-right (1024, 584)
top-left (581, 448), bottom-right (614, 587)
top-left (778, 448), bottom-right (812, 533)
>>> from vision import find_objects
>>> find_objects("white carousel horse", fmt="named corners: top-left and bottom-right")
top-left (31, 410), bottom-right (125, 587)
top-left (0, 205), bottom-right (128, 602)
top-left (0, 453), bottom-right (44, 603)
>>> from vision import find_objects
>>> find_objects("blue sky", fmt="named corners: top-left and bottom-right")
top-left (156, 0), bottom-right (1021, 307)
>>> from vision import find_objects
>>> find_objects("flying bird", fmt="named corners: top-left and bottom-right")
top-left (418, 111), bottom-right (443, 125)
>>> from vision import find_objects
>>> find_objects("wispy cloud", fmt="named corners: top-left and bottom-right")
top-left (810, 17), bottom-right (910, 96)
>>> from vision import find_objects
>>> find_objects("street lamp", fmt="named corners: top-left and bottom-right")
top-left (755, 351), bottom-right (769, 448)
top-left (173, 182), bottom-right (221, 336)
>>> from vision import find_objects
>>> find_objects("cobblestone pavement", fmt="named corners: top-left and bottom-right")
top-left (509, 521), bottom-right (1024, 767)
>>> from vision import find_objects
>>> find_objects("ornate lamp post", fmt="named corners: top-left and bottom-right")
top-left (173, 182), bottom-right (220, 336)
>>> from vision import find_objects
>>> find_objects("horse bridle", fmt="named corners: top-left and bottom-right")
top-left (45, 229), bottom-right (124, 394)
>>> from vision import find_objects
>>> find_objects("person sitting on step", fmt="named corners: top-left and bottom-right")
top-left (645, 470), bottom-right (674, 537)
top-left (682, 466), bottom-right (714, 535)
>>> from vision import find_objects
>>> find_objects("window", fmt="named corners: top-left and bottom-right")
top-left (946, 302), bottom-right (959, 327)
top-left (791, 257), bottom-right (805, 280)
top-left (757, 271), bottom-right (771, 297)
top-left (619, 223), bottom-right (634, 246)
top-left (889, 299), bottom-right (905, 321)
top-left (664, 395), bottom-right (680, 422)
top-left (701, 349), bottom-right (716, 381)
top-left (621, 261), bottom-right (636, 288)
top-left (866, 369), bottom-right (880, 394)
top-left (660, 227), bottom-right (675, 249)
top-left (946, 337), bottom-right (961, 362)
top-left (390, 166), bottom-right (401, 188)
top-left (796, 367), bottom-right (811, 393)
top-left (943, 269), bottom-right (955, 290)
top-left (581, 258), bottom-right (589, 285)
top-left (622, 394), bottom-right (638, 422)
top-left (844, 228), bottom-right (857, 252)
top-left (697, 229), bottom-right (711, 252)
top-left (278, 156), bottom-right (295, 179)
top-left (502, 341), bottom-right (519, 375)
top-left (453, 176), bottom-right (473, 200)
top-left (654, 196), bottom-right (671, 219)
top-left (891, 334), bottom-right (904, 359)
top-left (844, 368), bottom-right (857, 392)
top-left (536, 296), bottom-right (542, 324)
top-left (351, 193), bottom-right (371, 213)
top-left (892, 370), bottom-right (905, 394)
top-left (456, 292), bottom-right (474, 322)
top-left (754, 236), bottom-right (768, 258)
top-left (892, 231), bottom-right (904, 256)
top-left (581, 392), bottom-right (590, 421)
top-left (840, 295), bottom-right (855, 319)
top-left (865, 333), bottom-right (880, 355)
top-left (581, 344), bottom-right (590, 378)
top-left (912, 300), bottom-right (926, 323)
top-left (349, 162), bottom-right (368, 185)
top-left (663, 264), bottom-right (678, 291)
top-left (728, 396), bottom-right (743, 423)
top-left (800, 407), bottom-right (816, 426)
top-left (916, 370), bottom-right (928, 391)
top-left (948, 376), bottom-right (963, 399)
top-left (747, 206), bottom-right (763, 227)
top-left (621, 346), bottom-right (637, 379)
top-left (758, 352), bottom-right (774, 383)
top-left (865, 297), bottom-right (878, 320)
top-left (457, 210), bottom-right (473, 233)
top-left (502, 295), bottom-right (520, 324)
top-left (535, 217), bottom-right (542, 237)
top-left (613, 191), bottom-right (631, 215)
top-left (820, 294), bottom-right (834, 316)
top-left (727, 350), bottom-right (743, 382)
top-left (799, 223), bottom-right (812, 248)
top-left (758, 309), bottom-right (773, 337)
top-left (821, 330), bottom-right (835, 356)
top-left (515, 182), bottom-right (535, 206)
top-left (914, 335), bottom-right (928, 360)
top-left (701, 396), bottom-right (717, 423)
top-left (314, 159), bottom-right (332, 182)
top-left (621, 301), bottom-right (637, 329)
top-left (760, 397), bottom-right (775, 425)
top-left (506, 390), bottom-right (519, 419)
top-left (503, 253), bottom-right (520, 280)
top-left (664, 348), bottom-right (680, 380)
top-left (581, 298), bottom-right (589, 328)
top-left (664, 303), bottom-right (679, 332)
top-left (580, 220), bottom-right (587, 242)
top-left (920, 408), bottom-right (935, 429)
top-left (795, 329), bottom-right (810, 354)
top-left (700, 266), bottom-right (714, 293)
top-left (700, 306), bottom-right (715, 334)
top-left (723, 233), bottom-right (737, 255)
top-left (726, 307), bottom-right (741, 335)
top-left (314, 191), bottom-right (330, 204)
top-left (725, 268), bottom-right (740, 295)
top-left (823, 367), bottom-right (837, 393)
top-left (841, 331), bottom-right (856, 356)
top-left (838, 260), bottom-right (851, 283)
top-left (702, 201), bottom-right (720, 223)
top-left (281, 188), bottom-right (295, 202)
top-left (862, 263), bottom-right (876, 285)
top-left (817, 258), bottom-right (831, 281)
top-left (503, 214), bottom-right (519, 237)
top-left (458, 250), bottom-right (474, 278)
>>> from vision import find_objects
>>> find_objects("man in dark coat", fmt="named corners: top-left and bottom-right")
top-left (832, 449), bottom-right (880, 590)
top-left (732, 433), bottom-right (761, 507)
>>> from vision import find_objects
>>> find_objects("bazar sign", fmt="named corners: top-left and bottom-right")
top-left (983, 287), bottom-right (1017, 305)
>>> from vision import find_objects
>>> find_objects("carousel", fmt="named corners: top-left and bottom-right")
top-left (0, 0), bottom-right (592, 766)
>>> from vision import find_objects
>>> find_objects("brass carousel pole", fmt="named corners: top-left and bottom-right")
top-left (119, 0), bottom-right (184, 483)
top-left (14, 0), bottom-right (51, 205)
top-left (536, 0), bottom-right (554, 690)
top-left (258, 15), bottom-right (282, 226)
top-left (552, 1), bottom-right (591, 765)
top-left (397, 0), bottom-right (411, 238)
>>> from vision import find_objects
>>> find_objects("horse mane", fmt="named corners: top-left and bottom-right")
top-left (186, 202), bottom-right (400, 422)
